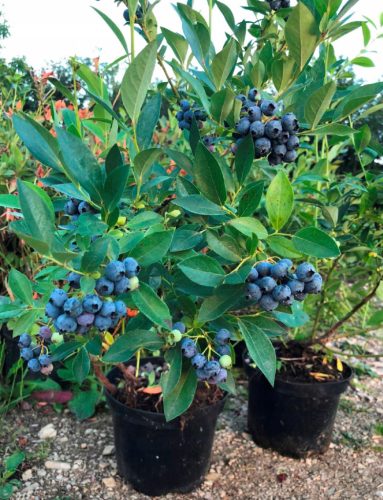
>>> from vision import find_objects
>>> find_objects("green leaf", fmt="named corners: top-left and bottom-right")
top-left (51, 341), bottom-right (82, 362)
top-left (354, 124), bottom-right (371, 153)
top-left (165, 149), bottom-right (193, 174)
top-left (211, 39), bottom-right (237, 90)
top-left (102, 330), bottom-right (164, 362)
top-left (238, 181), bottom-right (264, 217)
top-left (163, 361), bottom-right (197, 421)
top-left (351, 56), bottom-right (375, 67)
top-left (132, 283), bottom-right (172, 329)
top-left (0, 194), bottom-right (20, 209)
top-left (238, 319), bottom-right (276, 386)
top-left (216, 1), bottom-right (236, 31)
top-left (193, 143), bottom-right (226, 205)
top-left (304, 80), bottom-right (337, 129)
top-left (285, 2), bottom-right (320, 70)
top-left (170, 62), bottom-right (210, 113)
top-left (103, 165), bottom-right (129, 212)
top-left (198, 285), bottom-right (243, 323)
top-left (72, 347), bottom-right (90, 384)
top-left (171, 229), bottom-right (203, 252)
top-left (133, 148), bottom-right (162, 184)
top-left (265, 171), bottom-right (294, 231)
top-left (13, 114), bottom-right (61, 171)
top-left (206, 231), bottom-right (242, 263)
top-left (235, 134), bottom-right (255, 185)
top-left (333, 83), bottom-right (383, 121)
top-left (130, 230), bottom-right (174, 266)
top-left (5, 451), bottom-right (25, 472)
top-left (92, 7), bottom-right (129, 54)
top-left (68, 390), bottom-right (99, 420)
top-left (81, 237), bottom-right (109, 273)
top-left (267, 235), bottom-right (303, 258)
top-left (162, 346), bottom-right (183, 395)
top-left (121, 41), bottom-right (157, 122)
top-left (17, 180), bottom-right (55, 247)
top-left (211, 88), bottom-right (235, 124)
top-left (367, 310), bottom-right (383, 326)
top-left (161, 27), bottom-right (188, 64)
top-left (292, 227), bottom-right (340, 258)
top-left (178, 255), bottom-right (225, 287)
top-left (174, 194), bottom-right (226, 216)
top-left (136, 94), bottom-right (162, 150)
top-left (56, 128), bottom-right (103, 205)
top-left (177, 4), bottom-right (210, 68)
top-left (228, 217), bottom-right (268, 240)
top-left (303, 123), bottom-right (357, 136)
top-left (8, 269), bottom-right (33, 305)
top-left (273, 301), bottom-right (309, 328)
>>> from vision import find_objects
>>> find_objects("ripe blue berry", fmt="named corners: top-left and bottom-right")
top-left (279, 258), bottom-right (293, 269)
top-left (204, 360), bottom-right (221, 379)
top-left (250, 121), bottom-right (265, 138)
top-left (173, 321), bottom-right (186, 334)
top-left (20, 347), bottom-right (34, 361)
top-left (246, 283), bottom-right (262, 302)
top-left (123, 257), bottom-right (140, 278)
top-left (100, 302), bottom-right (116, 317)
top-left (63, 298), bottom-right (83, 318)
top-left (304, 273), bottom-right (323, 294)
top-left (254, 137), bottom-right (271, 157)
top-left (287, 280), bottom-right (305, 295)
top-left (67, 272), bottom-right (81, 289)
top-left (260, 100), bottom-right (277, 117)
top-left (255, 262), bottom-right (273, 277)
top-left (265, 120), bottom-right (282, 139)
top-left (210, 368), bottom-right (228, 384)
top-left (268, 153), bottom-right (283, 166)
top-left (39, 326), bottom-right (52, 340)
top-left (215, 329), bottom-right (231, 345)
top-left (296, 262), bottom-right (316, 282)
top-left (196, 368), bottom-right (208, 380)
top-left (194, 109), bottom-right (207, 121)
top-left (96, 277), bottom-right (114, 296)
top-left (180, 100), bottom-right (190, 111)
top-left (78, 201), bottom-right (92, 214)
top-left (77, 313), bottom-right (95, 327)
top-left (39, 354), bottom-right (52, 366)
top-left (179, 120), bottom-right (190, 130)
top-left (248, 88), bottom-right (259, 102)
top-left (259, 294), bottom-right (279, 311)
top-left (183, 110), bottom-right (194, 122)
top-left (45, 302), bottom-right (62, 319)
top-left (270, 262), bottom-right (289, 279)
top-left (64, 200), bottom-right (78, 215)
top-left (273, 143), bottom-right (287, 157)
top-left (287, 135), bottom-right (300, 151)
top-left (49, 288), bottom-right (68, 308)
top-left (248, 106), bottom-right (262, 122)
top-left (114, 277), bottom-right (130, 295)
top-left (83, 294), bottom-right (103, 313)
top-left (284, 150), bottom-right (298, 163)
top-left (192, 353), bottom-right (207, 369)
top-left (281, 113), bottom-right (299, 133)
top-left (269, 0), bottom-right (282, 10)
top-left (272, 285), bottom-right (292, 303)
top-left (235, 117), bottom-right (251, 136)
top-left (216, 344), bottom-right (231, 356)
top-left (176, 111), bottom-right (184, 121)
top-left (294, 292), bottom-right (307, 302)
top-left (114, 300), bottom-right (127, 318)
top-left (235, 94), bottom-right (247, 104)
top-left (94, 315), bottom-right (112, 331)
top-left (55, 314), bottom-right (77, 333)
top-left (247, 268), bottom-right (259, 282)
top-left (28, 358), bottom-right (41, 373)
top-left (105, 261), bottom-right (125, 282)
top-left (257, 276), bottom-right (277, 293)
top-left (18, 333), bottom-right (32, 347)
top-left (181, 338), bottom-right (197, 358)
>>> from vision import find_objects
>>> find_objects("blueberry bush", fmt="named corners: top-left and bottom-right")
top-left (1, 0), bottom-right (382, 419)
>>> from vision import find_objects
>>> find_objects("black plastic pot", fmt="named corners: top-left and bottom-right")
top-left (246, 360), bottom-right (353, 458)
top-left (0, 325), bottom-right (20, 377)
top-left (105, 363), bottom-right (227, 496)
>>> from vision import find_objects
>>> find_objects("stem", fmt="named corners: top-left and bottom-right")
top-left (91, 358), bottom-right (118, 395)
top-left (319, 279), bottom-right (381, 343)
top-left (135, 350), bottom-right (141, 378)
top-left (130, 16), bottom-right (135, 61)
top-left (157, 56), bottom-right (180, 98)
top-left (208, 0), bottom-right (213, 37)
top-left (72, 65), bottom-right (81, 134)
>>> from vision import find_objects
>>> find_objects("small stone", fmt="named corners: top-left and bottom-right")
top-left (22, 469), bottom-right (33, 481)
top-left (80, 443), bottom-right (87, 449)
top-left (102, 477), bottom-right (117, 488)
top-left (102, 445), bottom-right (115, 456)
top-left (206, 472), bottom-right (220, 482)
top-left (38, 423), bottom-right (57, 440)
top-left (45, 460), bottom-right (71, 470)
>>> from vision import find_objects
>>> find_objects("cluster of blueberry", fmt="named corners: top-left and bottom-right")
top-left (45, 257), bottom-right (140, 334)
top-left (176, 100), bottom-right (207, 131)
top-left (232, 88), bottom-right (300, 165)
top-left (123, 6), bottom-right (143, 24)
top-left (246, 260), bottom-right (323, 312)
top-left (266, 0), bottom-right (290, 10)
top-left (181, 329), bottom-right (233, 384)
top-left (18, 331), bottom-right (53, 374)
top-left (64, 198), bottom-right (95, 220)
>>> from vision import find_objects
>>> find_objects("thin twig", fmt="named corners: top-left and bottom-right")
top-left (91, 358), bottom-right (117, 395)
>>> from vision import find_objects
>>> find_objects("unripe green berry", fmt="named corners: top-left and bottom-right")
top-left (219, 354), bottom-right (232, 369)
top-left (171, 329), bottom-right (182, 343)
top-left (51, 332), bottom-right (64, 344)
top-left (91, 271), bottom-right (101, 279)
top-left (129, 276), bottom-right (140, 291)
top-left (117, 216), bottom-right (127, 226)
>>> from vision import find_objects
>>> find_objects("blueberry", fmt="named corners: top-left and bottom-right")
top-left (105, 261), bottom-right (125, 282)
top-left (273, 143), bottom-right (287, 157)
top-left (173, 321), bottom-right (186, 334)
top-left (268, 153), bottom-right (283, 166)
top-left (260, 100), bottom-right (277, 117)
top-left (196, 368), bottom-right (208, 380)
top-left (77, 313), bottom-right (95, 327)
top-left (235, 94), bottom-right (247, 104)
top-left (278, 131), bottom-right (290, 144)
top-left (279, 258), bottom-right (293, 269)
top-left (304, 273), bottom-right (323, 294)
top-left (100, 302), bottom-right (116, 317)
top-left (94, 315), bottom-right (112, 331)
top-left (18, 333), bottom-right (32, 347)
top-left (281, 0), bottom-right (290, 6)
top-left (287, 280), bottom-right (305, 295)
top-left (210, 368), bottom-right (228, 384)
top-left (63, 298), bottom-right (83, 318)
top-left (78, 201), bottom-right (92, 214)
top-left (250, 121), bottom-right (265, 138)
top-left (246, 268), bottom-right (259, 282)
top-left (45, 302), bottom-right (62, 319)
top-left (259, 294), bottom-right (279, 311)
top-left (248, 88), bottom-right (259, 102)
top-left (286, 135), bottom-right (300, 150)
top-left (215, 329), bottom-right (231, 345)
top-left (114, 277), bottom-right (131, 295)
top-left (281, 113), bottom-right (299, 133)
top-left (203, 136), bottom-right (214, 147)
top-left (219, 355), bottom-right (232, 369)
top-left (235, 117), bottom-right (251, 136)
top-left (114, 300), bottom-right (127, 318)
top-left (284, 150), bottom-right (298, 163)
top-left (176, 111), bottom-right (184, 121)
top-left (255, 262), bottom-right (273, 277)
top-left (39, 326), bottom-right (52, 341)
top-left (246, 283), bottom-right (262, 302)
top-left (216, 344), bottom-right (231, 356)
top-left (82, 294), bottom-right (103, 313)
top-left (49, 288), bottom-right (68, 308)
top-left (270, 262), bottom-right (289, 279)
top-left (192, 353), bottom-right (207, 369)
top-left (204, 360), bottom-right (221, 379)
top-left (294, 292), bottom-right (307, 302)
top-left (269, 0), bottom-right (282, 10)
top-left (248, 106), bottom-right (262, 122)
top-left (181, 338), bottom-right (197, 358)
top-left (194, 109), bottom-right (207, 121)
top-left (20, 347), bottom-right (34, 361)
top-left (183, 109), bottom-right (194, 123)
top-left (28, 358), bottom-right (41, 373)
top-left (180, 100), bottom-right (190, 111)
top-left (296, 262), bottom-right (316, 282)
top-left (39, 354), bottom-right (52, 367)
top-left (54, 314), bottom-right (77, 333)
top-left (242, 100), bottom-right (255, 112)
top-left (64, 200), bottom-right (78, 216)
top-left (272, 285), bottom-right (292, 303)
top-left (265, 120), bottom-right (282, 139)
top-left (179, 120), bottom-right (190, 130)
top-left (257, 276), bottom-right (277, 293)
top-left (254, 137), bottom-right (271, 157)
top-left (67, 272), bottom-right (81, 289)
top-left (123, 9), bottom-right (130, 22)
top-left (123, 257), bottom-right (140, 278)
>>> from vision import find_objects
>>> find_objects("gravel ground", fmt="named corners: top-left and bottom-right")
top-left (1, 359), bottom-right (382, 500)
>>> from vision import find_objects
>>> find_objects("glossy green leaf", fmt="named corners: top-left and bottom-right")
top-left (265, 171), bottom-right (294, 231)
top-left (51, 341), bottom-right (83, 362)
top-left (130, 230), bottom-right (174, 266)
top-left (103, 165), bottom-right (129, 212)
top-left (68, 390), bottom-right (99, 420)
top-left (136, 93), bottom-right (162, 150)
top-left (162, 345), bottom-right (183, 395)
top-left (178, 255), bottom-right (225, 287)
top-left (92, 7), bottom-right (129, 53)
top-left (303, 123), bottom-right (357, 136)
top-left (211, 88), bottom-right (235, 124)
top-left (171, 230), bottom-right (203, 252)
top-left (228, 217), bottom-right (268, 240)
top-left (198, 285), bottom-right (243, 323)
top-left (211, 39), bottom-right (237, 90)
top-left (293, 227), bottom-right (340, 258)
top-left (133, 148), bottom-right (162, 184)
top-left (305, 80), bottom-right (337, 129)
top-left (163, 361), bottom-right (197, 421)
top-left (102, 330), bottom-right (164, 362)
top-left (161, 27), bottom-right (188, 64)
top-left (238, 181), bottom-right (264, 217)
top-left (132, 283), bottom-right (172, 330)
top-left (72, 346), bottom-right (90, 384)
top-left (8, 269), bottom-right (33, 305)
top-left (81, 237), bottom-right (109, 273)
top-left (267, 235), bottom-right (303, 258)
top-left (206, 231), bottom-right (242, 263)
top-left (333, 83), bottom-right (383, 121)
top-left (193, 143), bottom-right (227, 204)
top-left (235, 134), bottom-right (255, 185)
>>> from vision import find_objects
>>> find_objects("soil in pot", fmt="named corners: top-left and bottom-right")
top-left (105, 358), bottom-right (227, 496)
top-left (245, 343), bottom-right (353, 458)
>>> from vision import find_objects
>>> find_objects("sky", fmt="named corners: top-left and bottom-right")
top-left (1, 0), bottom-right (382, 82)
